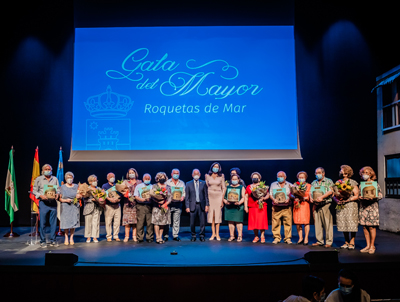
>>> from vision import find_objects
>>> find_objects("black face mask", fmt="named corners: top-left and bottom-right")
top-left (252, 178), bottom-right (259, 183)
top-left (159, 178), bottom-right (166, 184)
top-left (339, 172), bottom-right (344, 177)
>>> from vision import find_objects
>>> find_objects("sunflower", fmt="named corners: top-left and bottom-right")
top-left (340, 183), bottom-right (348, 190)
top-left (346, 185), bottom-right (352, 190)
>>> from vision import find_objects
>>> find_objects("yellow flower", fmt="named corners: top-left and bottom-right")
top-left (346, 185), bottom-right (352, 190)
top-left (335, 182), bottom-right (340, 186)
top-left (340, 183), bottom-right (347, 190)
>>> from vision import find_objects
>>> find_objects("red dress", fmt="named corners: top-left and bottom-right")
top-left (292, 183), bottom-right (311, 225)
top-left (246, 185), bottom-right (268, 230)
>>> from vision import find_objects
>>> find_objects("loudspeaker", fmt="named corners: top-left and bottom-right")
top-left (304, 251), bottom-right (338, 264)
top-left (45, 253), bottom-right (79, 266)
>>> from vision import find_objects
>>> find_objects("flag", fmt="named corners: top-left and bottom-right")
top-left (5, 148), bottom-right (18, 224)
top-left (56, 147), bottom-right (64, 185)
top-left (30, 147), bottom-right (40, 213)
top-left (56, 147), bottom-right (64, 220)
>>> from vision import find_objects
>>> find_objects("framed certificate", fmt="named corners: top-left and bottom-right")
top-left (171, 186), bottom-right (183, 201)
top-left (227, 187), bottom-right (240, 202)
top-left (273, 188), bottom-right (287, 203)
top-left (360, 181), bottom-right (378, 198)
top-left (139, 185), bottom-right (151, 199)
top-left (43, 184), bottom-right (58, 200)
top-left (310, 186), bottom-right (326, 200)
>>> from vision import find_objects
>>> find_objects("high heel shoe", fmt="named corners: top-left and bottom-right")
top-left (297, 239), bottom-right (304, 245)
top-left (209, 235), bottom-right (216, 241)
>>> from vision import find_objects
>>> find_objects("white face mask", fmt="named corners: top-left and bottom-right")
top-left (109, 177), bottom-right (115, 183)
top-left (362, 174), bottom-right (369, 181)
top-left (193, 175), bottom-right (200, 180)
top-left (92, 181), bottom-right (97, 187)
top-left (66, 178), bottom-right (73, 184)
top-left (129, 173), bottom-right (136, 179)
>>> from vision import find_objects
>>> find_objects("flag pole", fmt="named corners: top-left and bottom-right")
top-left (4, 146), bottom-right (19, 238)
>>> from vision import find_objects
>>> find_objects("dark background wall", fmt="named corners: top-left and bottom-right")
top-left (1, 0), bottom-right (399, 226)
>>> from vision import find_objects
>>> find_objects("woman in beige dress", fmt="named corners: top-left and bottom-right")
top-left (205, 162), bottom-right (225, 241)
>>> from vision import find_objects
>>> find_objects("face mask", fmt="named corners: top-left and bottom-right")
top-left (212, 167), bottom-right (219, 173)
top-left (159, 178), bottom-right (166, 184)
top-left (298, 178), bottom-right (305, 183)
top-left (144, 180), bottom-right (151, 185)
top-left (193, 175), bottom-right (200, 180)
top-left (231, 180), bottom-right (238, 185)
top-left (44, 170), bottom-right (52, 176)
top-left (277, 177), bottom-right (285, 183)
top-left (129, 173), bottom-right (136, 179)
top-left (252, 178), bottom-right (259, 183)
top-left (316, 174), bottom-right (323, 180)
top-left (172, 174), bottom-right (179, 180)
top-left (92, 181), bottom-right (97, 187)
top-left (66, 178), bottom-right (73, 184)
top-left (109, 178), bottom-right (115, 183)
top-left (339, 171), bottom-right (344, 177)
top-left (339, 285), bottom-right (353, 295)
top-left (362, 174), bottom-right (369, 181)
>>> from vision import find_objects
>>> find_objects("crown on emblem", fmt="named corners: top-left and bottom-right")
top-left (84, 85), bottom-right (133, 118)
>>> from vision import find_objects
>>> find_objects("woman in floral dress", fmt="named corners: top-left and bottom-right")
top-left (359, 166), bottom-right (382, 254)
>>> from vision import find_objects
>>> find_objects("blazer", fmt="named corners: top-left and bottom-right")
top-left (185, 179), bottom-right (209, 211)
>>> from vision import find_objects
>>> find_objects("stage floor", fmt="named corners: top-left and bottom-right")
top-left (1, 225), bottom-right (399, 267)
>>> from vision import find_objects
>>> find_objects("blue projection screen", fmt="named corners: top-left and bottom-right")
top-left (70, 26), bottom-right (301, 161)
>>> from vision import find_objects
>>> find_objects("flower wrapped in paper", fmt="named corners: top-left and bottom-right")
top-left (91, 188), bottom-right (106, 208)
top-left (291, 181), bottom-right (307, 209)
top-left (115, 179), bottom-right (129, 196)
top-left (73, 182), bottom-right (90, 205)
top-left (106, 187), bottom-right (121, 203)
top-left (332, 180), bottom-right (354, 210)
top-left (251, 181), bottom-right (269, 209)
top-left (150, 185), bottom-right (170, 214)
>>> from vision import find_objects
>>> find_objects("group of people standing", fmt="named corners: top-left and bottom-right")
top-left (32, 162), bottom-right (382, 254)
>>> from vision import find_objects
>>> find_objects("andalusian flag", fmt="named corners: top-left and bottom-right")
top-left (5, 148), bottom-right (18, 224)
top-left (30, 147), bottom-right (40, 213)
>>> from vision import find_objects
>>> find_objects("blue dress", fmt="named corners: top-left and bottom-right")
top-left (59, 184), bottom-right (80, 229)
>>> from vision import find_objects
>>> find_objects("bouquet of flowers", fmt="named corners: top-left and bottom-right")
top-left (225, 180), bottom-right (230, 188)
top-left (115, 179), bottom-right (129, 196)
top-left (291, 182), bottom-right (307, 209)
top-left (251, 181), bottom-right (269, 209)
top-left (150, 185), bottom-right (169, 214)
top-left (332, 180), bottom-right (354, 210)
top-left (73, 182), bottom-right (90, 206)
top-left (90, 188), bottom-right (106, 208)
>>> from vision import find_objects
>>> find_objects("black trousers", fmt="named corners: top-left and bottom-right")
top-left (190, 203), bottom-right (206, 238)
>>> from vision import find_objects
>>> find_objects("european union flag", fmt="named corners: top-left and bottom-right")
top-left (56, 147), bottom-right (64, 185)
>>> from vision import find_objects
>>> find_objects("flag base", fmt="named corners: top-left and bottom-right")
top-left (3, 232), bottom-right (20, 238)
top-left (29, 232), bottom-right (40, 237)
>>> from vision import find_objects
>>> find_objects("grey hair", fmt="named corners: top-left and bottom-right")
top-left (143, 173), bottom-right (152, 180)
top-left (42, 164), bottom-right (52, 171)
top-left (315, 167), bottom-right (325, 173)
top-left (155, 172), bottom-right (168, 183)
top-left (192, 169), bottom-right (201, 174)
top-left (171, 168), bottom-right (180, 174)
top-left (65, 171), bottom-right (74, 180)
top-left (277, 171), bottom-right (287, 177)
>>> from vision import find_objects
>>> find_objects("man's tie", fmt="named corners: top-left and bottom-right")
top-left (195, 180), bottom-right (200, 202)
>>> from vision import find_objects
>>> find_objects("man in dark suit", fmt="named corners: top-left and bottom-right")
top-left (185, 169), bottom-right (209, 241)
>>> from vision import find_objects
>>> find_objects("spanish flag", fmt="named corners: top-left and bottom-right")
top-left (30, 147), bottom-right (40, 213)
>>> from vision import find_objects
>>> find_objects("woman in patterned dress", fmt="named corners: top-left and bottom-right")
top-left (58, 171), bottom-right (80, 246)
top-left (332, 165), bottom-right (360, 250)
top-left (122, 168), bottom-right (142, 242)
top-left (359, 166), bottom-right (382, 254)
top-left (151, 172), bottom-right (171, 244)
